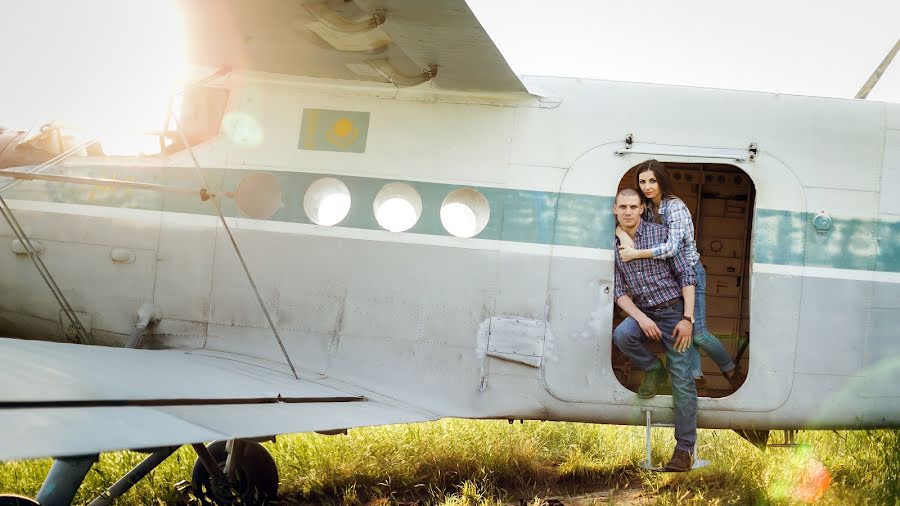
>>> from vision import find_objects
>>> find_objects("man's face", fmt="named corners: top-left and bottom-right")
top-left (614, 194), bottom-right (644, 228)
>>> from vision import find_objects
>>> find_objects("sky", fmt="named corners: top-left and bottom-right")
top-left (1, 0), bottom-right (898, 144)
top-left (467, 0), bottom-right (900, 102)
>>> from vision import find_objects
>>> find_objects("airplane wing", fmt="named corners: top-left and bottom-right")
top-left (0, 338), bottom-right (437, 461)
top-left (178, 0), bottom-right (526, 93)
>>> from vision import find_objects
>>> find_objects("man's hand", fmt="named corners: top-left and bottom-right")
top-left (672, 321), bottom-right (693, 352)
top-left (637, 315), bottom-right (663, 340)
top-left (618, 245), bottom-right (640, 262)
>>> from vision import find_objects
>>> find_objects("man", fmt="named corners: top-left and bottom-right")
top-left (612, 188), bottom-right (698, 472)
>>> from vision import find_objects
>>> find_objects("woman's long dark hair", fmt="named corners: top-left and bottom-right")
top-left (633, 159), bottom-right (677, 223)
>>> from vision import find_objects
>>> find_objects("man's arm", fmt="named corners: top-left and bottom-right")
top-left (616, 294), bottom-right (663, 340)
top-left (614, 260), bottom-right (663, 340)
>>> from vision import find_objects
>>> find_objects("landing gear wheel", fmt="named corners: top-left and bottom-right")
top-left (191, 440), bottom-right (279, 505)
top-left (0, 496), bottom-right (40, 506)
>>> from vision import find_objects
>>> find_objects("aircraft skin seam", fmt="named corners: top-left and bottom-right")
top-left (793, 371), bottom-right (866, 378)
top-left (188, 325), bottom-right (488, 348)
top-left (180, 352), bottom-right (313, 378)
top-left (338, 334), bottom-right (477, 349)
top-left (0, 396), bottom-right (366, 409)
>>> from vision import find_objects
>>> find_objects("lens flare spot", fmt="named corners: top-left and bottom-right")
top-left (222, 111), bottom-right (264, 147)
top-left (793, 458), bottom-right (832, 503)
top-left (769, 448), bottom-right (832, 504)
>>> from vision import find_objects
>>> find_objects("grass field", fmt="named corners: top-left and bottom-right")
top-left (1, 421), bottom-right (898, 505)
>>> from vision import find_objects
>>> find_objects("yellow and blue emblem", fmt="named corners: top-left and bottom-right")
top-left (299, 109), bottom-right (370, 153)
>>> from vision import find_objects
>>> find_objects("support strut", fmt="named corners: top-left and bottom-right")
top-left (87, 447), bottom-right (179, 506)
top-left (35, 455), bottom-right (98, 506)
top-left (191, 443), bottom-right (228, 486)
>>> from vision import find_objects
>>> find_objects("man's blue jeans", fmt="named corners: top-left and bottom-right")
top-left (691, 262), bottom-right (737, 378)
top-left (613, 300), bottom-right (697, 454)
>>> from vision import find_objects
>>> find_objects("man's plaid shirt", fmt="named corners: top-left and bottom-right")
top-left (614, 219), bottom-right (696, 310)
top-left (644, 197), bottom-right (700, 266)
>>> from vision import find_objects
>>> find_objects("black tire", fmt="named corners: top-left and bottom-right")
top-left (0, 496), bottom-right (40, 506)
top-left (191, 440), bottom-right (279, 505)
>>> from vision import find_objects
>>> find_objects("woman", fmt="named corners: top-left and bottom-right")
top-left (616, 160), bottom-right (743, 392)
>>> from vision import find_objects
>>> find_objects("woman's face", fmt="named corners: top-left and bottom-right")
top-left (638, 169), bottom-right (660, 201)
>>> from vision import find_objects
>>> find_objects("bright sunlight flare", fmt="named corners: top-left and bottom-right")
top-left (0, 0), bottom-right (186, 155)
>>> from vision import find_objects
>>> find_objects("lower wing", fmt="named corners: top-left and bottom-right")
top-left (0, 338), bottom-right (437, 461)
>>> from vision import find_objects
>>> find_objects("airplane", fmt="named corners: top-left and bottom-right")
top-left (1, 0), bottom-right (898, 503)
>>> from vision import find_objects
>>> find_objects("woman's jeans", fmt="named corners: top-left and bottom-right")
top-left (692, 262), bottom-right (737, 377)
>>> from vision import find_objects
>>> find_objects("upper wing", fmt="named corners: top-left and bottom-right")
top-left (178, 0), bottom-right (526, 93)
top-left (0, 338), bottom-right (437, 461)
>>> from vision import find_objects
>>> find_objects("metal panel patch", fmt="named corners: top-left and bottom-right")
top-left (487, 316), bottom-right (546, 368)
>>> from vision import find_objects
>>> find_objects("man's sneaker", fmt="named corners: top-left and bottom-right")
top-left (663, 449), bottom-right (692, 472)
top-left (637, 363), bottom-right (667, 398)
top-left (725, 367), bottom-right (745, 393)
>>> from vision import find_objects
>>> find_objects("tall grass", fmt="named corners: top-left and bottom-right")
top-left (1, 421), bottom-right (898, 505)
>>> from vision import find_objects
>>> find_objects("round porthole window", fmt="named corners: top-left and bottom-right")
top-left (440, 188), bottom-right (490, 238)
top-left (235, 172), bottom-right (283, 220)
top-left (303, 177), bottom-right (351, 226)
top-left (373, 182), bottom-right (421, 232)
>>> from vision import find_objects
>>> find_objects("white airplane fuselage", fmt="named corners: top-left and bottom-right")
top-left (1, 73), bottom-right (899, 432)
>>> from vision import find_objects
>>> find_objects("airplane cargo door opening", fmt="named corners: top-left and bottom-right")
top-left (612, 162), bottom-right (755, 398)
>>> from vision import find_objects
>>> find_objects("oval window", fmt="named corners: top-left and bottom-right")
top-left (235, 172), bottom-right (283, 220)
top-left (303, 177), bottom-right (351, 226)
top-left (373, 182), bottom-right (421, 232)
top-left (440, 188), bottom-right (490, 238)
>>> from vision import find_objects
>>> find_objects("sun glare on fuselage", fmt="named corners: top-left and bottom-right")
top-left (2, 0), bottom-right (186, 156)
